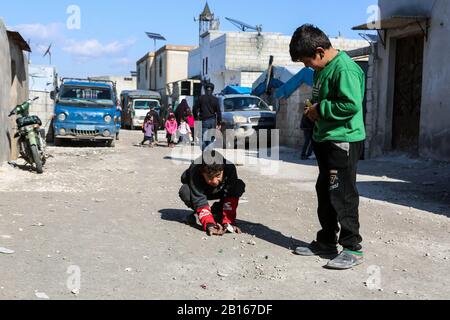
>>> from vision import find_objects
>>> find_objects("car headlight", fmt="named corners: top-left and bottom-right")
top-left (103, 130), bottom-right (111, 137)
top-left (104, 115), bottom-right (112, 123)
top-left (233, 116), bottom-right (248, 124)
top-left (58, 113), bottom-right (66, 121)
top-left (59, 128), bottom-right (66, 135)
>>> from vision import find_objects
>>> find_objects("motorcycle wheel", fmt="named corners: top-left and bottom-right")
top-left (31, 145), bottom-right (44, 174)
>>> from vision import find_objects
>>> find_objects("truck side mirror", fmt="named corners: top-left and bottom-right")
top-left (50, 91), bottom-right (56, 100)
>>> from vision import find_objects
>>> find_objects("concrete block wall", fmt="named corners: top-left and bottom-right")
top-left (224, 32), bottom-right (368, 72)
top-left (0, 20), bottom-right (12, 163)
top-left (240, 72), bottom-right (263, 88)
top-left (276, 84), bottom-right (313, 149)
top-left (0, 19), bottom-right (29, 163)
top-left (29, 91), bottom-right (54, 133)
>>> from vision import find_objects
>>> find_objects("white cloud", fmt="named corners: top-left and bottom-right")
top-left (63, 38), bottom-right (135, 59)
top-left (11, 23), bottom-right (65, 44)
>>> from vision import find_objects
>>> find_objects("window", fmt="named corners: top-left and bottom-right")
top-left (206, 57), bottom-right (209, 75)
top-left (223, 97), bottom-right (270, 111)
top-left (181, 81), bottom-right (191, 96)
top-left (60, 87), bottom-right (113, 105)
top-left (159, 58), bottom-right (163, 78)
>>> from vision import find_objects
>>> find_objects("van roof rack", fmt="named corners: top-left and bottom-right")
top-left (61, 78), bottom-right (117, 89)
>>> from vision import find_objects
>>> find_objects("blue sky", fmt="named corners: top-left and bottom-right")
top-left (1, 0), bottom-right (378, 77)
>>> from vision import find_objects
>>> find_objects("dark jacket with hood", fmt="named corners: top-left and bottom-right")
top-left (181, 160), bottom-right (243, 210)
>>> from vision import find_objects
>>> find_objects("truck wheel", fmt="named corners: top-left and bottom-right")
top-left (31, 145), bottom-right (44, 174)
top-left (54, 137), bottom-right (62, 147)
top-left (107, 139), bottom-right (115, 148)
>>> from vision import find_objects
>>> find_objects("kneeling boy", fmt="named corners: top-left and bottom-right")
top-left (179, 152), bottom-right (246, 236)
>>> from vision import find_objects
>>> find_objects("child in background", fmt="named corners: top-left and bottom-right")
top-left (165, 113), bottom-right (178, 148)
top-left (178, 117), bottom-right (192, 145)
top-left (186, 109), bottom-right (195, 146)
top-left (141, 115), bottom-right (155, 147)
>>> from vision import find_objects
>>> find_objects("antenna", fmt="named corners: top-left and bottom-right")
top-left (43, 43), bottom-right (52, 65)
top-left (145, 32), bottom-right (166, 51)
top-left (225, 17), bottom-right (262, 34)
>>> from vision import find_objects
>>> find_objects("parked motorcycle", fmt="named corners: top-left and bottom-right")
top-left (8, 97), bottom-right (47, 174)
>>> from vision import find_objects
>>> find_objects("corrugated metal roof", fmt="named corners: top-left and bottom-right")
top-left (6, 30), bottom-right (31, 52)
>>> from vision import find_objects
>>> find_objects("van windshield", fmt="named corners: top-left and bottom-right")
top-left (60, 86), bottom-right (114, 107)
top-left (134, 100), bottom-right (160, 110)
top-left (224, 97), bottom-right (270, 112)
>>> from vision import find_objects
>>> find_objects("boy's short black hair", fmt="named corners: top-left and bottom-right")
top-left (200, 163), bottom-right (224, 179)
top-left (199, 150), bottom-right (225, 179)
top-left (290, 24), bottom-right (332, 61)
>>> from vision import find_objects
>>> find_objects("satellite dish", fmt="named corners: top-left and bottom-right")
top-left (225, 17), bottom-right (262, 34)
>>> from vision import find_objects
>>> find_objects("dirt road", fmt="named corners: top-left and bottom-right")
top-left (0, 130), bottom-right (449, 300)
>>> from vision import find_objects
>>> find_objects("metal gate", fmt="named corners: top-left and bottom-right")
top-left (392, 35), bottom-right (424, 153)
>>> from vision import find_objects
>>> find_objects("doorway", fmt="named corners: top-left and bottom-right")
top-left (392, 35), bottom-right (424, 153)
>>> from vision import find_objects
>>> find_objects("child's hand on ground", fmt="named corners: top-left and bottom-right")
top-left (224, 224), bottom-right (242, 234)
top-left (207, 224), bottom-right (226, 237)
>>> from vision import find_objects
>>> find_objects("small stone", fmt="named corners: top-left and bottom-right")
top-left (0, 247), bottom-right (15, 255)
top-left (125, 268), bottom-right (133, 272)
top-left (35, 291), bottom-right (50, 299)
top-left (71, 288), bottom-right (80, 295)
top-left (200, 284), bottom-right (208, 290)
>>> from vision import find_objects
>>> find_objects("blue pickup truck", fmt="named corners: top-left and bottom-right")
top-left (51, 78), bottom-right (120, 147)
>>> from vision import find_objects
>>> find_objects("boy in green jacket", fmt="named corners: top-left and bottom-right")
top-left (290, 24), bottom-right (366, 270)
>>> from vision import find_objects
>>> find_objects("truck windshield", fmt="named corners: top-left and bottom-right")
top-left (60, 87), bottom-right (114, 107)
top-left (134, 100), bottom-right (160, 110)
top-left (224, 97), bottom-right (270, 112)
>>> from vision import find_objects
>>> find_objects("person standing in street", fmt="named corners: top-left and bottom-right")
top-left (147, 107), bottom-right (161, 143)
top-left (175, 99), bottom-right (191, 125)
top-left (290, 24), bottom-right (367, 270)
top-left (193, 83), bottom-right (222, 151)
top-left (165, 113), bottom-right (178, 148)
top-left (300, 106), bottom-right (315, 160)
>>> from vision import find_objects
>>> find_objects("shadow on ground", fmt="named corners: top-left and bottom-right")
top-left (250, 148), bottom-right (450, 218)
top-left (160, 208), bottom-right (310, 252)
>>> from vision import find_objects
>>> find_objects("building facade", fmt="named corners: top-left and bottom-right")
top-left (136, 45), bottom-right (195, 105)
top-left (354, 0), bottom-right (450, 161)
top-left (188, 29), bottom-right (368, 94)
top-left (90, 75), bottom-right (137, 97)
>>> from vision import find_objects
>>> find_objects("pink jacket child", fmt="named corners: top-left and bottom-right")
top-left (165, 114), bottom-right (178, 147)
top-left (186, 115), bottom-right (195, 128)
